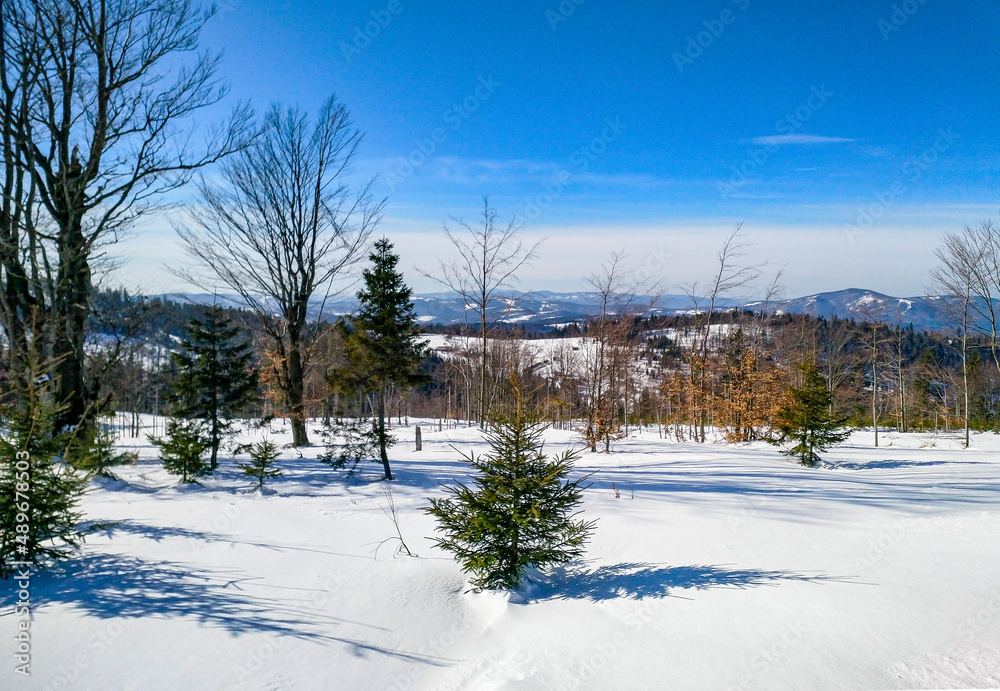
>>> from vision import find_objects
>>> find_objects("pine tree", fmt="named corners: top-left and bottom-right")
top-left (318, 416), bottom-right (380, 473)
top-left (426, 380), bottom-right (596, 590)
top-left (67, 417), bottom-right (135, 478)
top-left (169, 305), bottom-right (258, 471)
top-left (237, 439), bottom-right (282, 491)
top-left (151, 419), bottom-right (211, 483)
top-left (770, 363), bottom-right (851, 467)
top-left (330, 238), bottom-right (429, 480)
top-left (0, 386), bottom-right (86, 578)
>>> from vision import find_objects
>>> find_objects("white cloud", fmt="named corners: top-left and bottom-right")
top-left (748, 134), bottom-right (856, 146)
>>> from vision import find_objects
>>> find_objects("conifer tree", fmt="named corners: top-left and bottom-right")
top-left (0, 384), bottom-right (86, 578)
top-left (169, 306), bottom-right (258, 471)
top-left (238, 439), bottom-right (282, 491)
top-left (151, 419), bottom-right (211, 483)
top-left (318, 416), bottom-right (380, 473)
top-left (771, 363), bottom-right (851, 467)
top-left (426, 379), bottom-right (596, 590)
top-left (330, 238), bottom-right (429, 480)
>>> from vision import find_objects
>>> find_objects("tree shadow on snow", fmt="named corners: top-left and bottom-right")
top-left (828, 459), bottom-right (967, 471)
top-left (523, 562), bottom-right (842, 602)
top-left (0, 552), bottom-right (456, 665)
top-left (0, 552), bottom-right (333, 638)
top-left (85, 519), bottom-right (225, 543)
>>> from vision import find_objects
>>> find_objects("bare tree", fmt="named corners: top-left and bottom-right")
top-left (582, 250), bottom-right (661, 452)
top-left (683, 225), bottom-right (761, 442)
top-left (945, 222), bottom-right (1000, 374)
top-left (425, 197), bottom-right (540, 424)
top-left (177, 97), bottom-right (381, 446)
top-left (931, 228), bottom-right (988, 447)
top-left (0, 0), bottom-right (253, 429)
top-left (855, 305), bottom-right (890, 447)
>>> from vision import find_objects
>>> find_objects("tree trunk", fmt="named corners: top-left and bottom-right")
top-left (871, 357), bottom-right (879, 448)
top-left (209, 416), bottom-right (221, 470)
top-left (378, 383), bottom-right (392, 480)
top-left (480, 304), bottom-right (487, 426)
top-left (286, 343), bottom-right (309, 446)
top-left (53, 223), bottom-right (91, 432)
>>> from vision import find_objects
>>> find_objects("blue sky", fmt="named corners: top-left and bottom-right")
top-left (120, 0), bottom-right (1000, 297)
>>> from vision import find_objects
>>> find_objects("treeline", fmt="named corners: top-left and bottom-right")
top-left (94, 286), bottom-right (1000, 454)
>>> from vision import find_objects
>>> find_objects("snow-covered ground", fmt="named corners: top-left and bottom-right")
top-left (3, 419), bottom-right (1000, 690)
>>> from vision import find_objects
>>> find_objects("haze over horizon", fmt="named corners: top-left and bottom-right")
top-left (113, 0), bottom-right (1000, 298)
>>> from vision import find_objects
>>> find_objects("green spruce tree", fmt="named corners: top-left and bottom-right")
top-left (426, 380), bottom-right (596, 590)
top-left (330, 238), bottom-right (429, 480)
top-left (67, 417), bottom-right (135, 478)
top-left (169, 305), bottom-right (259, 471)
top-left (771, 362), bottom-right (851, 467)
top-left (151, 419), bottom-right (211, 483)
top-left (318, 415), bottom-right (380, 473)
top-left (238, 438), bottom-right (283, 491)
top-left (0, 384), bottom-right (87, 578)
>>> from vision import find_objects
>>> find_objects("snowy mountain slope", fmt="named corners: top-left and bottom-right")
top-left (744, 288), bottom-right (961, 332)
top-left (2, 420), bottom-right (998, 690)
top-left (160, 291), bottom-right (743, 327)
top-left (162, 288), bottom-right (968, 332)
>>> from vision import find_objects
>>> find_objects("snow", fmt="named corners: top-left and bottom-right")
top-left (3, 420), bottom-right (1000, 690)
top-left (851, 294), bottom-right (885, 309)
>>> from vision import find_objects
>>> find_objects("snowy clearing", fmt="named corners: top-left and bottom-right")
top-left (2, 420), bottom-right (999, 690)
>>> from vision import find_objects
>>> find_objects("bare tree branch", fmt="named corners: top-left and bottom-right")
top-left (174, 95), bottom-right (382, 445)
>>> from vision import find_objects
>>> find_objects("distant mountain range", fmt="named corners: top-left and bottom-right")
top-left (744, 288), bottom-right (957, 333)
top-left (161, 288), bottom-right (965, 333)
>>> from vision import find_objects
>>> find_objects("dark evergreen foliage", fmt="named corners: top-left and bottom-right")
top-left (238, 439), bottom-right (282, 491)
top-left (329, 239), bottom-right (429, 480)
top-left (66, 419), bottom-right (136, 478)
top-left (168, 305), bottom-right (258, 470)
top-left (426, 384), bottom-right (595, 590)
top-left (151, 419), bottom-right (212, 483)
top-left (318, 417), bottom-right (381, 473)
top-left (771, 363), bottom-right (851, 467)
top-left (0, 388), bottom-right (86, 578)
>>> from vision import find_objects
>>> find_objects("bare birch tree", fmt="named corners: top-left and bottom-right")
top-left (931, 228), bottom-right (989, 447)
top-left (425, 197), bottom-right (540, 424)
top-left (683, 225), bottom-right (761, 442)
top-left (582, 251), bottom-right (661, 452)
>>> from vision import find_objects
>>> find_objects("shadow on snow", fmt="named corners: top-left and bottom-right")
top-left (0, 552), bottom-right (453, 666)
top-left (523, 562), bottom-right (844, 603)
